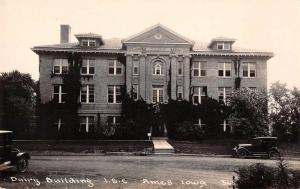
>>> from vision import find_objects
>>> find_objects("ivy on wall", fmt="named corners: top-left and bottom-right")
top-left (234, 57), bottom-right (242, 89)
top-left (38, 52), bottom-right (82, 139)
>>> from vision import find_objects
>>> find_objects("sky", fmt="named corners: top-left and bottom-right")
top-left (0, 0), bottom-right (299, 89)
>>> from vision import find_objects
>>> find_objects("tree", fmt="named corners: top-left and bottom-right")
top-left (227, 88), bottom-right (268, 138)
top-left (269, 82), bottom-right (300, 142)
top-left (0, 70), bottom-right (37, 138)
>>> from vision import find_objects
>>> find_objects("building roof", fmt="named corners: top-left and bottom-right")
top-left (32, 38), bottom-right (124, 54)
top-left (32, 31), bottom-right (273, 58)
top-left (74, 33), bottom-right (103, 39)
top-left (208, 37), bottom-right (236, 48)
top-left (192, 41), bottom-right (273, 57)
top-left (123, 23), bottom-right (194, 45)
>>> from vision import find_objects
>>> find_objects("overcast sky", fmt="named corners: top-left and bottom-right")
top-left (1, 0), bottom-right (299, 88)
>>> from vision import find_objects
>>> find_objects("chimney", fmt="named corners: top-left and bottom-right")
top-left (60, 24), bottom-right (71, 43)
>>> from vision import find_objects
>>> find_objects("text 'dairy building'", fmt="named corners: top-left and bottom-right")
top-left (32, 24), bottom-right (273, 137)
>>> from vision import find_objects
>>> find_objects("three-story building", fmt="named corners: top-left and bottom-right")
top-left (32, 24), bottom-right (273, 136)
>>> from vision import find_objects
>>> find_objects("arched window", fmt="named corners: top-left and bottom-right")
top-left (152, 62), bottom-right (163, 75)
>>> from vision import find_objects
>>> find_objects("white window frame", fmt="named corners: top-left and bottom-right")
top-left (218, 87), bottom-right (232, 105)
top-left (82, 39), bottom-right (96, 47)
top-left (133, 61), bottom-right (139, 75)
top-left (177, 61), bottom-right (183, 76)
top-left (81, 59), bottom-right (95, 75)
top-left (177, 85), bottom-right (183, 100)
top-left (153, 63), bottom-right (163, 76)
top-left (132, 85), bottom-right (139, 100)
top-left (107, 86), bottom-right (122, 104)
top-left (192, 62), bottom-right (206, 77)
top-left (217, 42), bottom-right (230, 50)
top-left (53, 85), bottom-right (66, 103)
top-left (79, 116), bottom-right (94, 133)
top-left (108, 60), bottom-right (123, 75)
top-left (54, 118), bottom-right (63, 131)
top-left (80, 85), bottom-right (95, 103)
top-left (107, 116), bottom-right (121, 126)
top-left (152, 87), bottom-right (164, 103)
top-left (53, 59), bottom-right (68, 74)
top-left (218, 62), bottom-right (231, 77)
top-left (194, 118), bottom-right (206, 127)
top-left (192, 86), bottom-right (206, 104)
top-left (242, 62), bottom-right (256, 78)
top-left (220, 120), bottom-right (230, 132)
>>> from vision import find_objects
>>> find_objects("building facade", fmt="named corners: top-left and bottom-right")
top-left (32, 24), bottom-right (273, 135)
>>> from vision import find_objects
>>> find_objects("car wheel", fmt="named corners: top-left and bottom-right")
top-left (269, 151), bottom-right (280, 160)
top-left (237, 149), bottom-right (248, 158)
top-left (17, 157), bottom-right (28, 173)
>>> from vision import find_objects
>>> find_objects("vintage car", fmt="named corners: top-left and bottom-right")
top-left (0, 130), bottom-right (30, 172)
top-left (232, 137), bottom-right (281, 159)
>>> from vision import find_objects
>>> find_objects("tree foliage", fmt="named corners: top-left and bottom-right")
top-left (227, 88), bottom-right (268, 138)
top-left (269, 82), bottom-right (300, 142)
top-left (0, 70), bottom-right (37, 138)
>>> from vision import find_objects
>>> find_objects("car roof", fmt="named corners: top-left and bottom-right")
top-left (0, 130), bottom-right (13, 134)
top-left (253, 137), bottom-right (277, 140)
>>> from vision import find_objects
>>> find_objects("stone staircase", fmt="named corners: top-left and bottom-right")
top-left (152, 138), bottom-right (174, 153)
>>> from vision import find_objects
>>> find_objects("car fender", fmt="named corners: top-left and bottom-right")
top-left (16, 152), bottom-right (30, 160)
top-left (237, 147), bottom-right (251, 155)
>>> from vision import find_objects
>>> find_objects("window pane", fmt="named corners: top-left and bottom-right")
top-left (89, 41), bottom-right (96, 47)
top-left (81, 86), bottom-right (87, 103)
top-left (133, 67), bottom-right (138, 75)
top-left (61, 66), bottom-right (68, 74)
top-left (193, 96), bottom-right (199, 104)
top-left (193, 87), bottom-right (199, 95)
top-left (116, 68), bottom-right (122, 74)
top-left (89, 67), bottom-right (95, 74)
top-left (109, 68), bottom-right (114, 74)
top-left (53, 94), bottom-right (59, 103)
top-left (217, 44), bottom-right (223, 50)
top-left (218, 70), bottom-right (223, 77)
top-left (82, 41), bottom-right (88, 46)
top-left (158, 89), bottom-right (163, 102)
top-left (193, 69), bottom-right (199, 77)
top-left (53, 66), bottom-right (60, 74)
top-left (54, 85), bottom-right (60, 93)
top-left (81, 67), bottom-right (87, 74)
top-left (89, 85), bottom-right (94, 103)
top-left (200, 70), bottom-right (206, 77)
top-left (153, 89), bottom-right (157, 103)
top-left (225, 70), bottom-right (231, 77)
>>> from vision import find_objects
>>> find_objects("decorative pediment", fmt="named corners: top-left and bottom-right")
top-left (123, 24), bottom-right (193, 45)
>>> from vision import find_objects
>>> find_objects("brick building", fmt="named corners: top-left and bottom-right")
top-left (32, 24), bottom-right (273, 136)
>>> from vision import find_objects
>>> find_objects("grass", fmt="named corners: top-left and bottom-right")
top-left (13, 140), bottom-right (154, 154)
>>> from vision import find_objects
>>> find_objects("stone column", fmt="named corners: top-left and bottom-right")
top-left (183, 55), bottom-right (191, 101)
top-left (170, 55), bottom-right (177, 100)
top-left (125, 54), bottom-right (133, 94)
top-left (139, 54), bottom-right (147, 100)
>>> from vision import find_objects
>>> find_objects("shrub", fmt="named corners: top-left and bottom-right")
top-left (173, 121), bottom-right (204, 140)
top-left (234, 163), bottom-right (274, 189)
top-left (234, 160), bottom-right (299, 189)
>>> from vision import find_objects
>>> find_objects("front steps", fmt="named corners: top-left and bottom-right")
top-left (152, 138), bottom-right (174, 153)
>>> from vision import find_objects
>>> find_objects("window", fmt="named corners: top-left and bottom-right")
top-left (220, 120), bottom-right (230, 132)
top-left (80, 85), bottom-right (95, 103)
top-left (177, 86), bottom-right (183, 100)
top-left (82, 39), bottom-right (96, 47)
top-left (108, 86), bottom-right (122, 104)
top-left (81, 59), bottom-right (95, 75)
top-left (177, 61), bottom-right (183, 76)
top-left (192, 86), bottom-right (207, 104)
top-left (218, 62), bottom-right (231, 77)
top-left (192, 62), bottom-right (206, 77)
top-left (53, 59), bottom-right (68, 74)
top-left (152, 86), bottom-right (164, 103)
top-left (242, 63), bottom-right (256, 78)
top-left (133, 61), bottom-right (139, 75)
top-left (53, 85), bottom-right (66, 103)
top-left (152, 62), bottom-right (163, 75)
top-left (218, 87), bottom-right (232, 104)
top-left (132, 85), bottom-right (139, 100)
top-left (217, 42), bottom-right (230, 50)
top-left (54, 118), bottom-right (64, 131)
top-left (108, 60), bottom-right (123, 75)
top-left (193, 118), bottom-right (206, 127)
top-left (79, 116), bottom-right (95, 133)
top-left (107, 116), bottom-right (121, 126)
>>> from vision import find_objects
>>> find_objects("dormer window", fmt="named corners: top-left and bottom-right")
top-left (217, 42), bottom-right (231, 50)
top-left (82, 39), bottom-right (96, 47)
